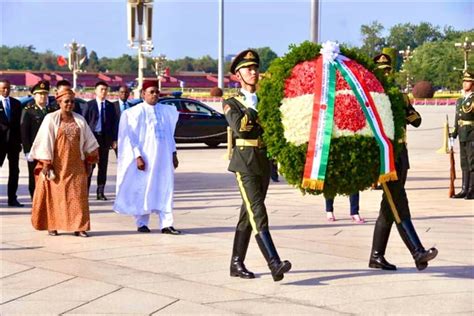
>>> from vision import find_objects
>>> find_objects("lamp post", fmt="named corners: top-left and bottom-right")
top-left (64, 39), bottom-right (84, 91)
top-left (454, 37), bottom-right (473, 72)
top-left (310, 0), bottom-right (320, 43)
top-left (399, 45), bottom-right (413, 93)
top-left (127, 0), bottom-right (154, 97)
top-left (152, 54), bottom-right (167, 91)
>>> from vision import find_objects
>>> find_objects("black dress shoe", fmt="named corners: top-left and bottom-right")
top-left (8, 200), bottom-right (24, 207)
top-left (48, 230), bottom-right (58, 236)
top-left (96, 193), bottom-right (108, 201)
top-left (161, 226), bottom-right (181, 235)
top-left (137, 225), bottom-right (151, 233)
top-left (74, 231), bottom-right (89, 237)
top-left (369, 253), bottom-right (397, 270)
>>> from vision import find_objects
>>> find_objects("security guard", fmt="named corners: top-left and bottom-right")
top-left (368, 53), bottom-right (438, 271)
top-left (224, 49), bottom-right (291, 282)
top-left (20, 80), bottom-right (58, 198)
top-left (450, 71), bottom-right (474, 199)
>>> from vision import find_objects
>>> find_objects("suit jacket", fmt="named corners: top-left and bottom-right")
top-left (0, 97), bottom-right (22, 155)
top-left (81, 99), bottom-right (118, 146)
top-left (112, 100), bottom-right (134, 122)
top-left (452, 93), bottom-right (474, 142)
top-left (223, 93), bottom-right (270, 176)
top-left (20, 103), bottom-right (58, 154)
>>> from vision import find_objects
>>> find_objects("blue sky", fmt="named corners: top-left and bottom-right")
top-left (1, 0), bottom-right (472, 60)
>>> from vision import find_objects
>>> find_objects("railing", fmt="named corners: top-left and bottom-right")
top-left (412, 98), bottom-right (457, 106)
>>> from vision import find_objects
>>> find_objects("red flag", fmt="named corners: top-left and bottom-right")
top-left (57, 56), bottom-right (67, 67)
top-left (164, 67), bottom-right (170, 77)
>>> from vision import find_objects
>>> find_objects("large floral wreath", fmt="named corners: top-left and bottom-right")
top-left (258, 41), bottom-right (406, 198)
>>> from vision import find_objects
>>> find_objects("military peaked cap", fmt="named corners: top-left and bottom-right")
top-left (462, 71), bottom-right (474, 82)
top-left (373, 53), bottom-right (392, 70)
top-left (230, 49), bottom-right (260, 74)
top-left (31, 80), bottom-right (50, 94)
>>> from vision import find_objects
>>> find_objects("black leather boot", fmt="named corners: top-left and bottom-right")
top-left (230, 229), bottom-right (255, 279)
top-left (464, 171), bottom-right (474, 200)
top-left (453, 170), bottom-right (469, 198)
top-left (96, 185), bottom-right (107, 200)
top-left (369, 219), bottom-right (397, 270)
top-left (397, 219), bottom-right (438, 271)
top-left (255, 231), bottom-right (291, 282)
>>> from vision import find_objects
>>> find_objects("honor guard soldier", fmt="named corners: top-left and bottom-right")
top-left (368, 53), bottom-right (438, 271)
top-left (450, 71), bottom-right (474, 199)
top-left (21, 80), bottom-right (58, 199)
top-left (223, 49), bottom-right (291, 282)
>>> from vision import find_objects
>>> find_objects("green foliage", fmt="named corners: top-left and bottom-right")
top-left (252, 47), bottom-right (278, 72)
top-left (360, 21), bottom-right (386, 57)
top-left (387, 22), bottom-right (443, 51)
top-left (258, 41), bottom-right (405, 198)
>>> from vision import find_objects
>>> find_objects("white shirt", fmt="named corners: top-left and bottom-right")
top-left (0, 96), bottom-right (10, 118)
top-left (240, 88), bottom-right (258, 111)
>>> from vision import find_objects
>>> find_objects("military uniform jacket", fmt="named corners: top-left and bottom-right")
top-left (397, 103), bottom-right (422, 170)
top-left (20, 103), bottom-right (58, 154)
top-left (223, 94), bottom-right (270, 176)
top-left (452, 93), bottom-right (474, 142)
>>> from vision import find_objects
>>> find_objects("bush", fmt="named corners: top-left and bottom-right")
top-left (412, 81), bottom-right (434, 98)
top-left (210, 87), bottom-right (223, 97)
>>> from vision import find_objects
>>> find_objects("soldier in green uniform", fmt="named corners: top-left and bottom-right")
top-left (223, 49), bottom-right (291, 282)
top-left (21, 80), bottom-right (58, 198)
top-left (368, 54), bottom-right (438, 271)
top-left (450, 71), bottom-right (474, 199)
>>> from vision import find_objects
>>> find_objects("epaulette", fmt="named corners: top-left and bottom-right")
top-left (224, 94), bottom-right (238, 102)
top-left (24, 104), bottom-right (35, 110)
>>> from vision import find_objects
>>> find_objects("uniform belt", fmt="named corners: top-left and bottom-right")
top-left (235, 138), bottom-right (265, 148)
top-left (458, 119), bottom-right (474, 126)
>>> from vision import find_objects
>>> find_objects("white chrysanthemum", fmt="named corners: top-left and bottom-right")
top-left (279, 91), bottom-right (394, 145)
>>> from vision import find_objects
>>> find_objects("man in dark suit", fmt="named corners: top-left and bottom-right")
top-left (80, 81), bottom-right (118, 200)
top-left (223, 50), bottom-right (291, 282)
top-left (21, 80), bottom-right (58, 199)
top-left (112, 85), bottom-right (132, 156)
top-left (0, 79), bottom-right (24, 207)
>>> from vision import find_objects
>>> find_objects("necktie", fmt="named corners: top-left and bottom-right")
top-left (3, 98), bottom-right (10, 121)
top-left (101, 102), bottom-right (106, 126)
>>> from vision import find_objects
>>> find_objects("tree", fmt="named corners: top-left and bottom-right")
top-left (86, 50), bottom-right (100, 72)
top-left (387, 22), bottom-right (442, 51)
top-left (360, 21), bottom-right (385, 57)
top-left (253, 47), bottom-right (278, 72)
top-left (193, 55), bottom-right (217, 73)
top-left (79, 46), bottom-right (89, 68)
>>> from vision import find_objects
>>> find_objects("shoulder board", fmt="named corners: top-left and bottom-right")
top-left (224, 94), bottom-right (239, 102)
top-left (24, 104), bottom-right (35, 110)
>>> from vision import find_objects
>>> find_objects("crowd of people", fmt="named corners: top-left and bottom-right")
top-left (2, 48), bottom-right (472, 282)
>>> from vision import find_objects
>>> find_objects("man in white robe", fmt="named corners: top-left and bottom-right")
top-left (113, 80), bottom-right (181, 235)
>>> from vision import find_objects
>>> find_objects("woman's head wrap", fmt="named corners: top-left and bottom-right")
top-left (55, 88), bottom-right (75, 101)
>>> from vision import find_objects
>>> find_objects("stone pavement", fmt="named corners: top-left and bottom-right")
top-left (1, 106), bottom-right (473, 315)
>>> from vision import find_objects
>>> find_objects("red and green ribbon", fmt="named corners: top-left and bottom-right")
top-left (302, 57), bottom-right (337, 190)
top-left (302, 55), bottom-right (397, 190)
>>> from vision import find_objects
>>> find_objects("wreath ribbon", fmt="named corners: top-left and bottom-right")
top-left (302, 55), bottom-right (397, 190)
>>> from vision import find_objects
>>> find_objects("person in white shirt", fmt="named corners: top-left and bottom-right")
top-left (113, 80), bottom-right (181, 235)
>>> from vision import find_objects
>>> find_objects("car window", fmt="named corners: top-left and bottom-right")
top-left (160, 100), bottom-right (180, 110)
top-left (182, 101), bottom-right (212, 115)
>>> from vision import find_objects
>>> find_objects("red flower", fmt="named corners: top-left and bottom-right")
top-left (333, 93), bottom-right (366, 132)
top-left (284, 59), bottom-right (318, 98)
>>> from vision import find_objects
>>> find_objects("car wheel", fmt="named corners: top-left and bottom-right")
top-left (205, 141), bottom-right (220, 148)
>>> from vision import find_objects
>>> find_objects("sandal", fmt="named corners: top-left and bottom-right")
top-left (74, 231), bottom-right (89, 237)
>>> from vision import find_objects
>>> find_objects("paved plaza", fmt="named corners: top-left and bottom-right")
top-left (1, 106), bottom-right (473, 315)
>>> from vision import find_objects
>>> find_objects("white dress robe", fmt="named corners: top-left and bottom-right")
top-left (113, 102), bottom-right (179, 228)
